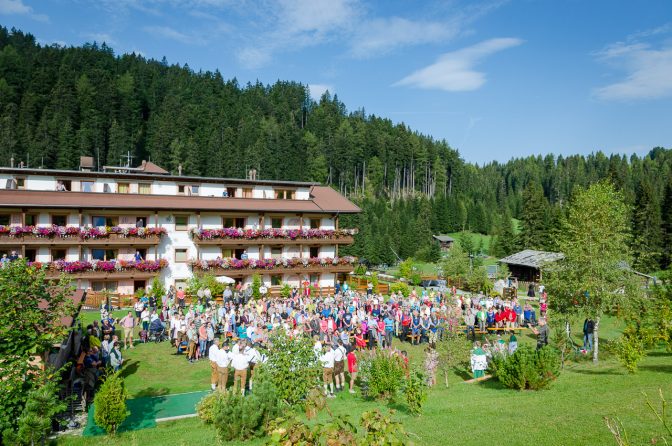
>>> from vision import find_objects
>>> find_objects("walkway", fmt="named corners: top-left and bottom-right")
top-left (83, 390), bottom-right (209, 436)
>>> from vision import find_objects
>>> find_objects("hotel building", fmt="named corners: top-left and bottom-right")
top-left (0, 158), bottom-right (360, 296)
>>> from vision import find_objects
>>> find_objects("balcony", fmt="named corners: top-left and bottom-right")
top-left (0, 226), bottom-right (165, 246)
top-left (33, 259), bottom-right (168, 280)
top-left (190, 228), bottom-right (356, 246)
top-left (190, 256), bottom-right (357, 278)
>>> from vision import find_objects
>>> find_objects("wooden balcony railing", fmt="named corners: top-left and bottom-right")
top-left (191, 228), bottom-right (356, 246)
top-left (0, 226), bottom-right (165, 246)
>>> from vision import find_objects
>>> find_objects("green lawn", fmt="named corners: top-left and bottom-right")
top-left (60, 313), bottom-right (672, 446)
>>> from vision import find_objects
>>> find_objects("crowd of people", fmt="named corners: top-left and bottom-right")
top-left (89, 281), bottom-right (549, 397)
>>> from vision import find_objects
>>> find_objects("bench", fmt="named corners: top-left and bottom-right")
top-left (486, 327), bottom-right (528, 331)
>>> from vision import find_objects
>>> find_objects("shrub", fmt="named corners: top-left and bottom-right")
top-left (389, 282), bottom-right (410, 297)
top-left (436, 332), bottom-right (471, 386)
top-left (4, 380), bottom-right (67, 446)
top-left (148, 277), bottom-right (166, 306)
top-left (93, 372), bottom-right (129, 434)
top-left (403, 370), bottom-right (427, 415)
top-left (196, 392), bottom-right (222, 425)
top-left (611, 333), bottom-right (646, 374)
top-left (489, 345), bottom-right (561, 390)
top-left (251, 273), bottom-right (262, 299)
top-left (360, 409), bottom-right (413, 445)
top-left (279, 283), bottom-right (292, 299)
top-left (211, 370), bottom-right (281, 441)
top-left (263, 331), bottom-right (321, 406)
top-left (358, 350), bottom-right (406, 402)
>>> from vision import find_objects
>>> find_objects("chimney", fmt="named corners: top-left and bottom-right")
top-left (178, 163), bottom-right (183, 176)
top-left (10, 156), bottom-right (14, 168)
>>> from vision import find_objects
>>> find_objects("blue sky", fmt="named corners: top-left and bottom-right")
top-left (1, 0), bottom-right (671, 164)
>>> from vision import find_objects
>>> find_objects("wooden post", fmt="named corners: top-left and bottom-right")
top-left (21, 209), bottom-right (26, 226)
top-left (259, 213), bottom-right (265, 229)
top-left (78, 209), bottom-right (83, 227)
top-left (154, 211), bottom-right (159, 228)
top-left (335, 214), bottom-right (339, 230)
top-left (260, 244), bottom-right (265, 259)
top-left (196, 211), bottom-right (201, 228)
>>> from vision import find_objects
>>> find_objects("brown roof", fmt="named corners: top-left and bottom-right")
top-left (38, 289), bottom-right (85, 328)
top-left (139, 160), bottom-right (169, 174)
top-left (310, 186), bottom-right (361, 213)
top-left (0, 188), bottom-right (360, 214)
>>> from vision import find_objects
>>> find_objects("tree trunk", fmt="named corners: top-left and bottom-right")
top-left (444, 370), bottom-right (449, 387)
top-left (593, 317), bottom-right (600, 363)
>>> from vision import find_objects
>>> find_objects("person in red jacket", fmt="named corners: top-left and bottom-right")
top-left (495, 308), bottom-right (505, 328)
top-left (347, 348), bottom-right (358, 394)
top-left (506, 307), bottom-right (517, 328)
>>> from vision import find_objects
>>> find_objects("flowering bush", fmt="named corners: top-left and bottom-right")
top-left (191, 227), bottom-right (357, 240)
top-left (45, 259), bottom-right (168, 274)
top-left (190, 256), bottom-right (356, 271)
top-left (0, 225), bottom-right (166, 239)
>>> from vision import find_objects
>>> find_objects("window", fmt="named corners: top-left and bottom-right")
top-left (81, 181), bottom-right (94, 192)
top-left (223, 217), bottom-right (245, 228)
top-left (0, 214), bottom-right (10, 226)
top-left (190, 185), bottom-right (199, 195)
top-left (271, 247), bottom-right (282, 260)
top-left (136, 217), bottom-right (146, 228)
top-left (92, 216), bottom-right (117, 227)
top-left (25, 249), bottom-right (37, 262)
top-left (271, 217), bottom-right (283, 229)
top-left (138, 183), bottom-right (151, 194)
top-left (117, 183), bottom-right (130, 194)
top-left (275, 189), bottom-right (294, 200)
top-left (56, 179), bottom-right (71, 191)
top-left (242, 188), bottom-right (253, 198)
top-left (178, 185), bottom-right (186, 195)
top-left (310, 218), bottom-right (321, 229)
top-left (52, 215), bottom-right (67, 226)
top-left (51, 249), bottom-right (67, 261)
top-left (221, 248), bottom-right (233, 258)
top-left (175, 215), bottom-right (188, 231)
top-left (271, 276), bottom-right (282, 286)
top-left (103, 183), bottom-right (112, 193)
top-left (175, 248), bottom-right (188, 263)
top-left (92, 281), bottom-right (117, 292)
top-left (225, 187), bottom-right (236, 197)
top-left (91, 249), bottom-right (117, 261)
top-left (16, 178), bottom-right (25, 189)
top-left (25, 214), bottom-right (38, 226)
top-left (234, 248), bottom-right (245, 260)
top-left (309, 247), bottom-right (319, 258)
top-left (309, 274), bottom-right (319, 284)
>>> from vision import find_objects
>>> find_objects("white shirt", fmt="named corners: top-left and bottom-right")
top-left (320, 350), bottom-right (335, 368)
top-left (208, 344), bottom-right (220, 362)
top-left (246, 347), bottom-right (261, 364)
top-left (216, 349), bottom-right (232, 368)
top-left (333, 345), bottom-right (346, 362)
top-left (313, 341), bottom-right (322, 357)
top-left (231, 351), bottom-right (250, 370)
top-left (134, 302), bottom-right (144, 312)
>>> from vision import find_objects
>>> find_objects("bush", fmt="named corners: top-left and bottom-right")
top-left (4, 380), bottom-right (67, 446)
top-left (148, 277), bottom-right (166, 306)
top-left (211, 370), bottom-right (281, 441)
top-left (279, 283), bottom-right (292, 299)
top-left (251, 273), bottom-right (262, 299)
top-left (196, 392), bottom-right (222, 425)
top-left (389, 282), bottom-right (410, 297)
top-left (489, 345), bottom-right (561, 390)
top-left (93, 372), bottom-right (129, 434)
top-left (611, 333), bottom-right (646, 374)
top-left (263, 331), bottom-right (321, 406)
top-left (358, 350), bottom-right (406, 402)
top-left (403, 370), bottom-right (427, 415)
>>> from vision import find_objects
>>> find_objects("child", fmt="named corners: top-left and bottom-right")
top-left (470, 342), bottom-right (488, 379)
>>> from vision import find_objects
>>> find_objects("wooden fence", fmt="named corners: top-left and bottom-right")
top-left (84, 285), bottom-right (342, 310)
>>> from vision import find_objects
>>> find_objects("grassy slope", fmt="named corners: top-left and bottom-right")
top-left (62, 313), bottom-right (672, 446)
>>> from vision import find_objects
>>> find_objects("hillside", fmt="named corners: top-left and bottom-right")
top-left (1, 27), bottom-right (671, 272)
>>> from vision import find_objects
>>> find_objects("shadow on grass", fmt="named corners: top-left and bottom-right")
top-left (119, 359), bottom-right (139, 379)
top-left (571, 368), bottom-right (623, 376)
top-left (638, 364), bottom-right (672, 374)
top-left (134, 387), bottom-right (171, 398)
top-left (647, 351), bottom-right (672, 357)
top-left (476, 378), bottom-right (506, 390)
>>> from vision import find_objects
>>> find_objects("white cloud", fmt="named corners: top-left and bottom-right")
top-left (237, 0), bottom-right (358, 69)
top-left (351, 17), bottom-right (461, 58)
top-left (143, 25), bottom-right (206, 45)
top-left (308, 84), bottom-right (334, 101)
top-left (394, 37), bottom-right (523, 92)
top-left (593, 41), bottom-right (672, 101)
top-left (0, 0), bottom-right (48, 21)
